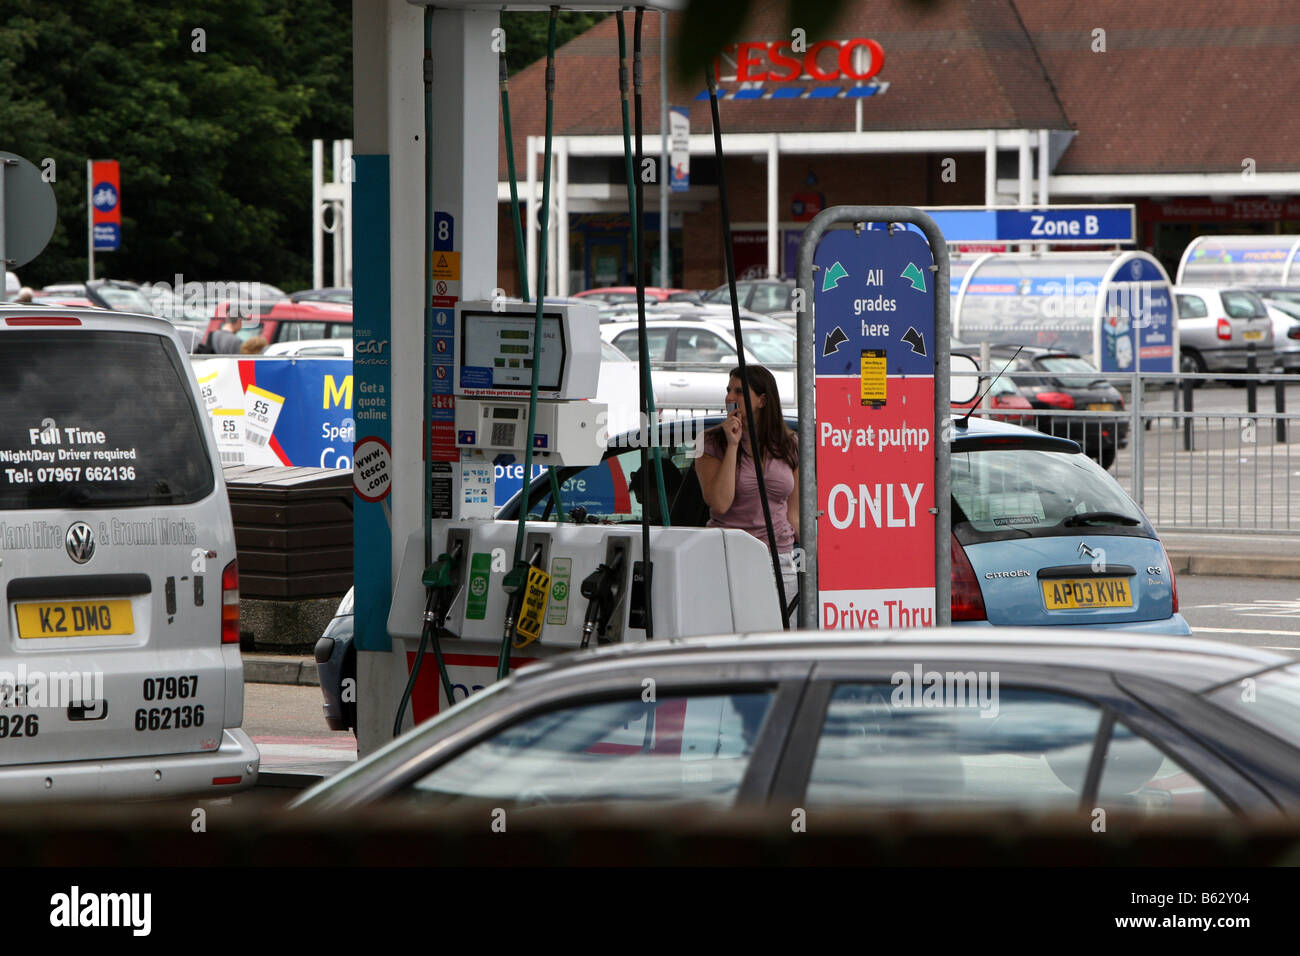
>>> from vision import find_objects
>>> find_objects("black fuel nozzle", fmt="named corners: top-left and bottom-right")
top-left (421, 541), bottom-right (465, 630)
top-left (568, 506), bottom-right (589, 524)
top-left (579, 550), bottom-right (626, 649)
top-left (501, 543), bottom-right (545, 643)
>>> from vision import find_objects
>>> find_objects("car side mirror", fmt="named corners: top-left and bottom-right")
top-left (950, 353), bottom-right (981, 405)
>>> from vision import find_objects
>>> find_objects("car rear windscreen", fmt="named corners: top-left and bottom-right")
top-left (952, 446), bottom-right (1145, 541)
top-left (0, 331), bottom-right (215, 509)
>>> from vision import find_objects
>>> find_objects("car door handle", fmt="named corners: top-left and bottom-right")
top-left (670, 378), bottom-right (689, 387)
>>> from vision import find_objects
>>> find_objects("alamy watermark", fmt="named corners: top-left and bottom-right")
top-left (0, 665), bottom-right (104, 709)
top-left (137, 276), bottom-right (280, 320)
top-left (890, 664), bottom-right (1000, 718)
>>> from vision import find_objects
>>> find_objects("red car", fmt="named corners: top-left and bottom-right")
top-left (203, 300), bottom-right (352, 349)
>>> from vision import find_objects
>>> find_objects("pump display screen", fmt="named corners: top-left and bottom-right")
top-left (459, 311), bottom-right (566, 393)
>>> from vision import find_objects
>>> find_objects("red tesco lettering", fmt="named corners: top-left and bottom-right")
top-left (722, 38), bottom-right (884, 83)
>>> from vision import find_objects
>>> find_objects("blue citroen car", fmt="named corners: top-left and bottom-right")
top-left (948, 416), bottom-right (1188, 635)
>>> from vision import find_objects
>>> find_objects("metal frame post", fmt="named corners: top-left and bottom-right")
top-left (796, 206), bottom-right (952, 629)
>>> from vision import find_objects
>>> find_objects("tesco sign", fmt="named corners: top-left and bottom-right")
top-left (718, 38), bottom-right (885, 83)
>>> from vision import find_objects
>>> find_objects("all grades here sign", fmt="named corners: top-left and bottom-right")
top-left (814, 228), bottom-right (936, 630)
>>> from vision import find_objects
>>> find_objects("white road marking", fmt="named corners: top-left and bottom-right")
top-left (1192, 625), bottom-right (1300, 638)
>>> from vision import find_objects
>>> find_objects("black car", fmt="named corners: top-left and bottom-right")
top-left (702, 278), bottom-right (796, 316)
top-left (955, 345), bottom-right (1127, 469)
top-left (293, 630), bottom-right (1300, 817)
top-left (314, 589), bottom-right (355, 732)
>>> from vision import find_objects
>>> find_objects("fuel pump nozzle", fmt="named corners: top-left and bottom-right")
top-left (500, 542), bottom-right (545, 651)
top-left (394, 541), bottom-right (466, 739)
top-left (580, 549), bottom-right (626, 649)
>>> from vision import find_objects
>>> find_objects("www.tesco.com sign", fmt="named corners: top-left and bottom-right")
top-left (718, 38), bottom-right (885, 83)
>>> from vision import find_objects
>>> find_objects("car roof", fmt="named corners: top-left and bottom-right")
top-left (0, 304), bottom-right (180, 335)
top-left (507, 628), bottom-right (1290, 694)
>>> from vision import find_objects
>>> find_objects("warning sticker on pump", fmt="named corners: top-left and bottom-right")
top-left (860, 349), bottom-right (886, 407)
top-left (431, 251), bottom-right (461, 281)
top-left (513, 566), bottom-right (551, 647)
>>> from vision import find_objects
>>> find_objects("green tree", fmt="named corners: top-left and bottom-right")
top-left (500, 10), bottom-right (606, 75)
top-left (0, 0), bottom-right (351, 290)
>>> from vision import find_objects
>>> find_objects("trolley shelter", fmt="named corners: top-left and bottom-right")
top-left (1177, 234), bottom-right (1300, 287)
top-left (952, 251), bottom-right (1178, 374)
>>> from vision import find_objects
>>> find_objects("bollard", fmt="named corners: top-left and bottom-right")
top-left (1182, 378), bottom-right (1194, 451)
top-left (1278, 380), bottom-right (1288, 444)
top-left (1247, 344), bottom-right (1258, 414)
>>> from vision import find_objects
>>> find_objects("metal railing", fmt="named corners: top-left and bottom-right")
top-left (652, 369), bottom-right (1300, 533)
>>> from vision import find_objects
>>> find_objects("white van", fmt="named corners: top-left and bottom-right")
top-left (0, 306), bottom-right (258, 799)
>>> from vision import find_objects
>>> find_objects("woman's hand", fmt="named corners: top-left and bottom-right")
top-left (722, 411), bottom-right (743, 446)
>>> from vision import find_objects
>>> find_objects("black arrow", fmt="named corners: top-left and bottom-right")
top-left (902, 326), bottom-right (926, 356)
top-left (822, 326), bottom-right (848, 357)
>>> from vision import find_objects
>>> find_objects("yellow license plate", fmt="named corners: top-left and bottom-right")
top-left (1244, 330), bottom-right (1265, 340)
top-left (15, 600), bottom-right (135, 638)
top-left (1088, 403), bottom-right (1115, 411)
top-left (1041, 578), bottom-right (1132, 610)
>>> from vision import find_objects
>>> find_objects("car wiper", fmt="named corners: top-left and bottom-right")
top-left (1062, 511), bottom-right (1141, 527)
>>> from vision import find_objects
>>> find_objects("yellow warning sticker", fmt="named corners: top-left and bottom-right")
top-left (431, 251), bottom-right (461, 281)
top-left (860, 349), bottom-right (886, 407)
top-left (513, 565), bottom-right (551, 647)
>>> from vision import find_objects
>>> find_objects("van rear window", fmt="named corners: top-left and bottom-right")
top-left (0, 331), bottom-right (215, 509)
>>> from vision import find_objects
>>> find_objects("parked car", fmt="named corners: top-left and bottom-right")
top-left (702, 277), bottom-right (797, 316)
top-left (315, 588), bottom-right (355, 731)
top-left (0, 304), bottom-right (258, 798)
top-left (293, 630), bottom-right (1299, 816)
top-left (263, 337), bottom-right (353, 358)
top-left (42, 280), bottom-right (156, 315)
top-left (1173, 285), bottom-right (1275, 375)
top-left (953, 345), bottom-right (1126, 469)
top-left (290, 287), bottom-right (353, 305)
top-left (203, 300), bottom-right (352, 349)
top-left (575, 286), bottom-right (703, 305)
top-left (599, 316), bottom-right (797, 413)
top-left (1260, 298), bottom-right (1300, 372)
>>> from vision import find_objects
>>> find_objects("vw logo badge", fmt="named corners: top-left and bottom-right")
top-left (66, 522), bottom-right (96, 564)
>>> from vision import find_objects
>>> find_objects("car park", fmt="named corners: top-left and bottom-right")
top-left (953, 344), bottom-right (1127, 469)
top-left (1173, 285), bottom-right (1275, 375)
top-left (0, 305), bottom-right (258, 799)
top-left (293, 630), bottom-right (1298, 816)
top-left (599, 316), bottom-right (798, 413)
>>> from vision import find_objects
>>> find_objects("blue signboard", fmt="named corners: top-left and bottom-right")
top-left (903, 206), bottom-right (1136, 245)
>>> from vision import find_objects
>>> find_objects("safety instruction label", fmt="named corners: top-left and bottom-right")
top-left (465, 553), bottom-right (492, 620)
top-left (513, 565), bottom-right (551, 647)
top-left (546, 557), bottom-right (572, 626)
top-left (860, 349), bottom-right (886, 408)
top-left (431, 251), bottom-right (461, 282)
top-left (460, 461), bottom-right (494, 519)
top-left (211, 409), bottom-right (245, 467)
top-left (243, 384), bottom-right (285, 451)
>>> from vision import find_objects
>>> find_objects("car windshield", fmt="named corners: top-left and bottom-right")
top-left (601, 341), bottom-right (631, 362)
top-left (1207, 664), bottom-right (1300, 751)
top-left (742, 328), bottom-right (796, 364)
top-left (951, 445), bottom-right (1145, 539)
top-left (1036, 355), bottom-right (1105, 387)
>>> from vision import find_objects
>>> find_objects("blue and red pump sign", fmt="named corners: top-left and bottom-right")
top-left (813, 228), bottom-right (937, 630)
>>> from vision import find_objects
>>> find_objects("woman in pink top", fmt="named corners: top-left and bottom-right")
top-left (696, 365), bottom-right (799, 604)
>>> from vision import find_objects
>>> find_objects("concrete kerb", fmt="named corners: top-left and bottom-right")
top-left (1158, 531), bottom-right (1300, 580)
top-left (243, 656), bottom-right (320, 687)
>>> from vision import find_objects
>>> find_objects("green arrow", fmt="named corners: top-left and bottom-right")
top-left (901, 262), bottom-right (927, 292)
top-left (821, 261), bottom-right (848, 291)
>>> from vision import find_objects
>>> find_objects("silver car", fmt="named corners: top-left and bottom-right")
top-left (1173, 285), bottom-right (1274, 374)
top-left (1262, 298), bottom-right (1300, 372)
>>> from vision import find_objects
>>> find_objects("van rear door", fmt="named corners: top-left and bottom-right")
top-left (0, 320), bottom-right (236, 765)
